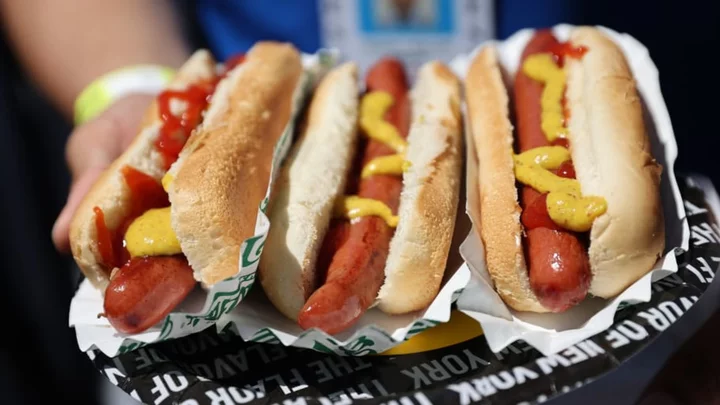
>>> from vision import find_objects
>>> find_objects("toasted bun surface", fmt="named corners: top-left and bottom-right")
top-left (377, 61), bottom-right (463, 314)
top-left (258, 63), bottom-right (360, 321)
top-left (465, 46), bottom-right (547, 312)
top-left (466, 27), bottom-right (665, 311)
top-left (69, 50), bottom-right (217, 291)
top-left (565, 27), bottom-right (665, 298)
top-left (166, 42), bottom-right (303, 287)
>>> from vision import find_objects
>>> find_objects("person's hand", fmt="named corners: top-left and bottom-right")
top-left (52, 93), bottom-right (156, 252)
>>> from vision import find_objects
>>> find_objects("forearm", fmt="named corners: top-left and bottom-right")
top-left (0, 0), bottom-right (191, 119)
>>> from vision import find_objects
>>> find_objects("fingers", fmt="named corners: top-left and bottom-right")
top-left (52, 94), bottom-right (155, 253)
top-left (52, 116), bottom-right (123, 252)
top-left (65, 113), bottom-right (124, 181)
top-left (52, 166), bottom-right (106, 252)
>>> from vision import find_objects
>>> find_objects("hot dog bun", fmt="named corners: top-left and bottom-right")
top-left (564, 27), bottom-right (664, 298)
top-left (69, 50), bottom-right (217, 291)
top-left (166, 42), bottom-right (303, 287)
top-left (465, 27), bottom-right (664, 312)
top-left (260, 60), bottom-right (462, 324)
top-left (377, 61), bottom-right (463, 314)
top-left (259, 62), bottom-right (361, 321)
top-left (70, 42), bottom-right (303, 291)
top-left (466, 45), bottom-right (545, 312)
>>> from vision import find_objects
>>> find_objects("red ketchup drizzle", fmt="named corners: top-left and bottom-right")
top-left (520, 159), bottom-right (577, 232)
top-left (94, 207), bottom-right (115, 269)
top-left (155, 84), bottom-right (214, 169)
top-left (551, 137), bottom-right (570, 149)
top-left (154, 53), bottom-right (246, 169)
top-left (556, 160), bottom-right (576, 179)
top-left (93, 167), bottom-right (169, 269)
top-left (552, 41), bottom-right (586, 123)
top-left (93, 54), bottom-right (247, 273)
top-left (550, 42), bottom-right (588, 67)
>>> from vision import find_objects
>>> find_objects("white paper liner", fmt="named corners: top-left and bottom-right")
top-left (68, 50), bottom-right (339, 357)
top-left (217, 264), bottom-right (470, 356)
top-left (215, 65), bottom-right (475, 356)
top-left (449, 24), bottom-right (690, 356)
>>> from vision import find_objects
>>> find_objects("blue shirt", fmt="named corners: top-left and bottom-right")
top-left (196, 0), bottom-right (579, 61)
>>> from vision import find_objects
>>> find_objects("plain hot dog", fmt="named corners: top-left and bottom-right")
top-left (465, 26), bottom-right (665, 313)
top-left (69, 43), bottom-right (304, 334)
top-left (104, 256), bottom-right (196, 334)
top-left (297, 59), bottom-right (410, 333)
top-left (259, 59), bottom-right (463, 334)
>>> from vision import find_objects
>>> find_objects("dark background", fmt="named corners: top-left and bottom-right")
top-left (0, 1), bottom-right (717, 404)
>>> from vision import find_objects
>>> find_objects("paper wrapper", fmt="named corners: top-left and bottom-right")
top-left (85, 174), bottom-right (720, 405)
top-left (216, 263), bottom-right (470, 356)
top-left (448, 24), bottom-right (690, 355)
top-left (68, 50), bottom-right (339, 357)
top-left (214, 74), bottom-right (476, 357)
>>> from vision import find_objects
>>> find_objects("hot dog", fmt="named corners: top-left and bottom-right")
top-left (297, 59), bottom-right (409, 333)
top-left (259, 59), bottom-right (463, 334)
top-left (103, 256), bottom-right (196, 334)
top-left (69, 42), bottom-right (304, 334)
top-left (514, 31), bottom-right (591, 312)
top-left (465, 26), bottom-right (665, 313)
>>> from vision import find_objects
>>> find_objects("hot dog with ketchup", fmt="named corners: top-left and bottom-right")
top-left (69, 42), bottom-right (303, 334)
top-left (259, 59), bottom-right (463, 334)
top-left (465, 26), bottom-right (665, 313)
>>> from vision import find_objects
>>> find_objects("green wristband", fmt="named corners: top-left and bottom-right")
top-left (74, 65), bottom-right (176, 126)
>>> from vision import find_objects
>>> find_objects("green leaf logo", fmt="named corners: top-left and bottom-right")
top-left (202, 281), bottom-right (244, 321)
top-left (311, 340), bottom-right (338, 354)
top-left (241, 235), bottom-right (266, 268)
top-left (237, 274), bottom-right (256, 301)
top-left (184, 315), bottom-right (200, 328)
top-left (310, 335), bottom-right (378, 356)
top-left (158, 317), bottom-right (174, 340)
top-left (205, 296), bottom-right (237, 321)
top-left (118, 341), bottom-right (147, 355)
top-left (343, 336), bottom-right (377, 356)
top-left (250, 328), bottom-right (280, 344)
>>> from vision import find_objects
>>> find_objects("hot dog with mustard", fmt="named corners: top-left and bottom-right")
top-left (465, 26), bottom-right (665, 312)
top-left (259, 59), bottom-right (463, 334)
top-left (69, 42), bottom-right (304, 334)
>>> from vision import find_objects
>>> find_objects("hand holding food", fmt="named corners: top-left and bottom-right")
top-left (52, 93), bottom-right (156, 252)
top-left (69, 42), bottom-right (303, 334)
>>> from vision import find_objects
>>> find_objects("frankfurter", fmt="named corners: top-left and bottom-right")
top-left (465, 27), bottom-right (665, 313)
top-left (259, 59), bottom-right (463, 334)
top-left (69, 42), bottom-right (303, 334)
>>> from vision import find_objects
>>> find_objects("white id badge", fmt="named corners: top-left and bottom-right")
top-left (318, 0), bottom-right (495, 78)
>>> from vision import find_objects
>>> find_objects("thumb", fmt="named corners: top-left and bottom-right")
top-left (52, 166), bottom-right (108, 252)
top-left (52, 94), bottom-right (154, 253)
top-left (52, 114), bottom-right (125, 252)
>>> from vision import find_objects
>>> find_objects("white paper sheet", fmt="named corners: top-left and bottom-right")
top-left (449, 24), bottom-right (689, 356)
top-left (68, 50), bottom-right (338, 357)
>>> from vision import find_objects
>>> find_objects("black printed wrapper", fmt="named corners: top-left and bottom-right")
top-left (87, 174), bottom-right (720, 405)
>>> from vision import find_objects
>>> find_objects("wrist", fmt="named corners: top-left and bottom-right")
top-left (73, 65), bottom-right (175, 126)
